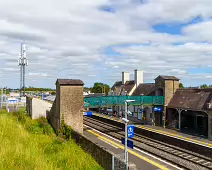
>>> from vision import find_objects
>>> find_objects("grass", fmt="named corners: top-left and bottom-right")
top-left (0, 109), bottom-right (103, 170)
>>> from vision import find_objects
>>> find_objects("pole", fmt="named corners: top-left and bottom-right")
top-left (20, 63), bottom-right (22, 96)
top-left (125, 101), bottom-right (128, 170)
top-left (23, 65), bottom-right (25, 96)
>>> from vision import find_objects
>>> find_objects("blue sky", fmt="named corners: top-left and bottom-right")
top-left (0, 0), bottom-right (212, 89)
top-left (152, 16), bottom-right (204, 35)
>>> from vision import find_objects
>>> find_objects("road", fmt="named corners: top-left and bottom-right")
top-left (83, 124), bottom-right (182, 170)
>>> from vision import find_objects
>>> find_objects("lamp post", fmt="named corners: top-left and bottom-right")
top-left (123, 99), bottom-right (135, 170)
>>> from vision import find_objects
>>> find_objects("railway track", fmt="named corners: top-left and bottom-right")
top-left (84, 116), bottom-right (212, 170)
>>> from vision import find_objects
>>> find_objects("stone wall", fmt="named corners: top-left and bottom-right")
top-left (71, 130), bottom-right (136, 170)
top-left (26, 95), bottom-right (52, 119)
top-left (26, 95), bottom-right (32, 117)
top-left (60, 85), bottom-right (84, 134)
top-left (164, 80), bottom-right (179, 106)
top-left (46, 99), bottom-right (59, 130)
top-left (46, 79), bottom-right (84, 134)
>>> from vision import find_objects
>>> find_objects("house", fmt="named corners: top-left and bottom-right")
top-left (110, 70), bottom-right (143, 96)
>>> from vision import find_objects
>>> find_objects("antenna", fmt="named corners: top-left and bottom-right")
top-left (18, 43), bottom-right (28, 96)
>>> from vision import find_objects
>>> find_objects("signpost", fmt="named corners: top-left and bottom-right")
top-left (123, 99), bottom-right (135, 170)
top-left (121, 138), bottom-right (134, 149)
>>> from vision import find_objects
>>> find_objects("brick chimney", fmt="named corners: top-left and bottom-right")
top-left (134, 69), bottom-right (143, 87)
top-left (122, 71), bottom-right (130, 85)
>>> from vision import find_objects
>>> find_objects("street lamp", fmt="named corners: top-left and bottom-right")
top-left (123, 99), bottom-right (135, 170)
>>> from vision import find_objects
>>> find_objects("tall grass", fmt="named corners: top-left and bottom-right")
top-left (0, 109), bottom-right (103, 170)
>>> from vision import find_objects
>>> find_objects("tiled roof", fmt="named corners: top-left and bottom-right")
top-left (168, 88), bottom-right (212, 110)
top-left (121, 80), bottom-right (135, 94)
top-left (155, 75), bottom-right (179, 81)
top-left (56, 79), bottom-right (84, 85)
top-left (111, 80), bottom-right (136, 95)
top-left (111, 81), bottom-right (122, 90)
top-left (132, 83), bottom-right (155, 96)
top-left (111, 81), bottom-right (123, 95)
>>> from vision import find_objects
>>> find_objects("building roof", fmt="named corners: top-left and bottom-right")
top-left (168, 88), bottom-right (212, 111)
top-left (111, 81), bottom-right (123, 96)
top-left (121, 80), bottom-right (135, 94)
top-left (43, 95), bottom-right (56, 102)
top-left (111, 81), bottom-right (122, 90)
top-left (111, 80), bottom-right (136, 95)
top-left (155, 75), bottom-right (179, 81)
top-left (56, 79), bottom-right (84, 85)
top-left (132, 83), bottom-right (155, 96)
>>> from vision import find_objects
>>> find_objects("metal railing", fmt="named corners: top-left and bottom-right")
top-left (112, 153), bottom-right (126, 170)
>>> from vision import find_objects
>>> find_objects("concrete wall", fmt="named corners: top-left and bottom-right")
top-left (71, 130), bottom-right (136, 170)
top-left (26, 96), bottom-right (52, 119)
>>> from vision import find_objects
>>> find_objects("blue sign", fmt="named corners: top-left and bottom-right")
top-left (154, 107), bottom-right (162, 112)
top-left (83, 111), bottom-right (92, 117)
top-left (121, 138), bottom-right (134, 149)
top-left (127, 125), bottom-right (134, 138)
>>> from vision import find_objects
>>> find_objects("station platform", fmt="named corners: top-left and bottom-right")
top-left (93, 112), bottom-right (212, 148)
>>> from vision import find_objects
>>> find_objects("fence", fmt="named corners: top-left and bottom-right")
top-left (84, 96), bottom-right (164, 108)
top-left (112, 153), bottom-right (126, 170)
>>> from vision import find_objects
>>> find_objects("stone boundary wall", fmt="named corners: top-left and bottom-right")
top-left (46, 99), bottom-right (60, 130)
top-left (26, 95), bottom-right (52, 119)
top-left (92, 115), bottom-right (212, 158)
top-left (71, 130), bottom-right (137, 170)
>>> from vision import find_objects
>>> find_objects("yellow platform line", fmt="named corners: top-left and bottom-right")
top-left (87, 130), bottom-right (169, 170)
top-left (95, 114), bottom-right (212, 147)
top-left (137, 126), bottom-right (212, 147)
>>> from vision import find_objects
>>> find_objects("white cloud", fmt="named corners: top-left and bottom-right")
top-left (2, 68), bottom-right (19, 72)
top-left (28, 72), bottom-right (48, 77)
top-left (0, 0), bottom-right (212, 88)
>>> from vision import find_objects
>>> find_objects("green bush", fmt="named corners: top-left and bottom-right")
top-left (56, 113), bottom-right (72, 140)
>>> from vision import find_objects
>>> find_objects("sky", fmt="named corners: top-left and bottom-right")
top-left (0, 0), bottom-right (212, 89)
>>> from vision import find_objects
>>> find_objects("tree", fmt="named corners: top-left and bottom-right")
top-left (91, 82), bottom-right (110, 95)
top-left (51, 91), bottom-right (56, 95)
top-left (179, 83), bottom-right (184, 88)
top-left (200, 84), bottom-right (208, 88)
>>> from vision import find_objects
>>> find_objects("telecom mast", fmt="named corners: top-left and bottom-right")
top-left (18, 43), bottom-right (28, 96)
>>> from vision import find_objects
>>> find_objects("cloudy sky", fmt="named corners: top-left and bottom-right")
top-left (0, 0), bottom-right (212, 89)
